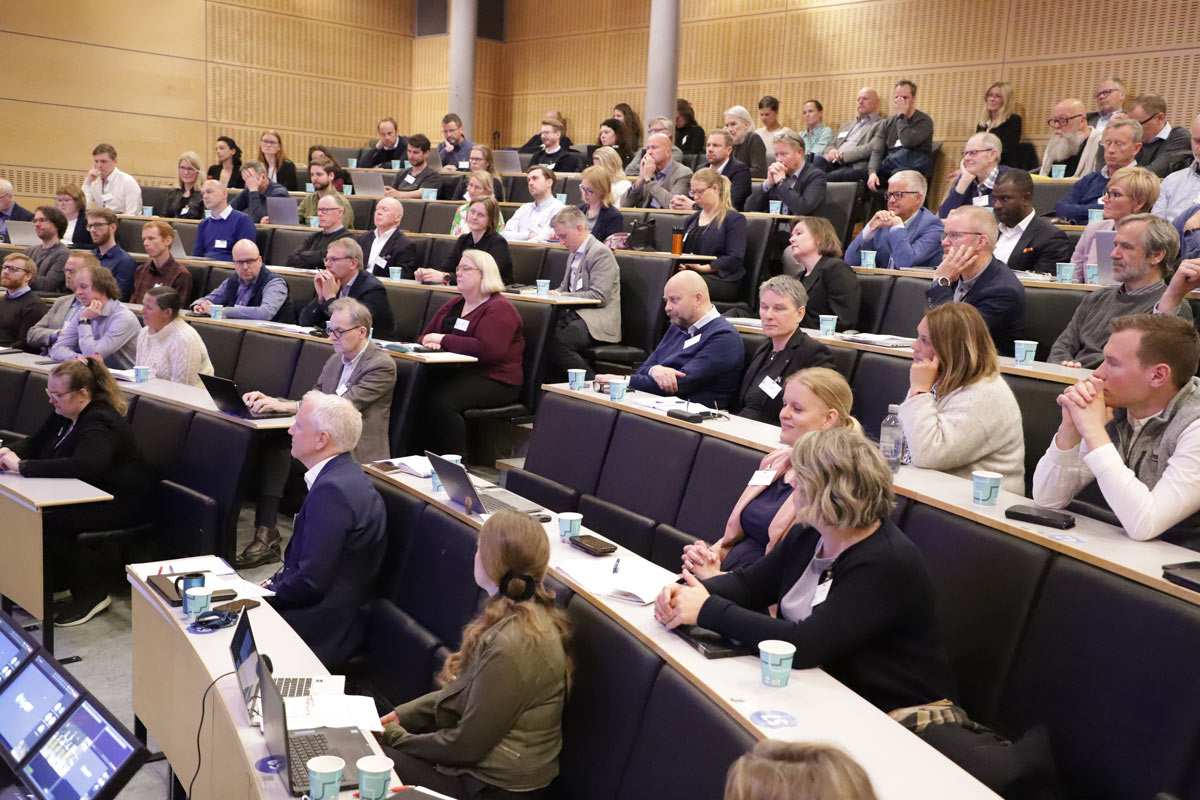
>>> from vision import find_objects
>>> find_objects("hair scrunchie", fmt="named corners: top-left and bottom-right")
top-left (498, 569), bottom-right (537, 601)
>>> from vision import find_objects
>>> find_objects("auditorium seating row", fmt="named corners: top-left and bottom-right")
top-left (352, 476), bottom-right (757, 800)
top-left (0, 367), bottom-right (252, 559)
top-left (501, 390), bottom-right (1200, 800)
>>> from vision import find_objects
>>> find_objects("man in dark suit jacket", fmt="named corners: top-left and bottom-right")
top-left (265, 392), bottom-right (386, 669)
top-left (285, 195), bottom-right (354, 269)
top-left (0, 178), bottom-right (34, 243)
top-left (357, 117), bottom-right (407, 169)
top-left (926, 206), bottom-right (1027, 355)
top-left (700, 131), bottom-right (752, 211)
top-left (1130, 95), bottom-right (1192, 178)
top-left (359, 197), bottom-right (416, 278)
top-left (991, 169), bottom-right (1072, 274)
top-left (298, 237), bottom-right (395, 339)
top-left (744, 132), bottom-right (827, 216)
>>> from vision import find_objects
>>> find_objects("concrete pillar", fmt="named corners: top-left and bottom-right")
top-left (645, 0), bottom-right (681, 131)
top-left (447, 0), bottom-right (478, 137)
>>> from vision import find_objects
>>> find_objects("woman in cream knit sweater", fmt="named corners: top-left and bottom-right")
top-left (134, 285), bottom-right (213, 388)
top-left (898, 302), bottom-right (1025, 493)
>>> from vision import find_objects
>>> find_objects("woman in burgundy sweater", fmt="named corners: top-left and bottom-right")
top-left (419, 249), bottom-right (524, 455)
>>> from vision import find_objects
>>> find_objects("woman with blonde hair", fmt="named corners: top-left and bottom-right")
top-left (162, 151), bottom-right (204, 219)
top-left (452, 145), bottom-right (505, 202)
top-left (725, 741), bottom-right (878, 800)
top-left (450, 170), bottom-right (506, 236)
top-left (679, 167), bottom-right (747, 301)
top-left (55, 184), bottom-right (91, 248)
top-left (1070, 164), bottom-right (1159, 277)
top-left (899, 302), bottom-right (1025, 493)
top-left (977, 82), bottom-right (1022, 164)
top-left (591, 146), bottom-right (631, 207)
top-left (256, 129), bottom-right (298, 191)
top-left (576, 165), bottom-right (623, 242)
top-left (686, 367), bottom-right (858, 577)
top-left (381, 510), bottom-right (570, 799)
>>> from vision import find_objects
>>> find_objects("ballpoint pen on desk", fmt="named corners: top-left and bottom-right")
top-left (613, 558), bottom-right (620, 574)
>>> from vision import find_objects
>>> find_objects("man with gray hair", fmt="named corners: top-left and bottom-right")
top-left (926, 205), bottom-right (1027, 355)
top-left (1054, 117), bottom-right (1143, 224)
top-left (286, 194), bottom-right (354, 269)
top-left (0, 178), bottom-right (34, 243)
top-left (813, 87), bottom-right (884, 183)
top-left (723, 105), bottom-right (768, 178)
top-left (846, 170), bottom-right (944, 268)
top-left (298, 237), bottom-right (394, 339)
top-left (263, 390), bottom-right (387, 669)
top-left (938, 131), bottom-right (1009, 217)
top-left (547, 206), bottom-right (621, 379)
top-left (1050, 213), bottom-right (1194, 368)
top-left (625, 117), bottom-right (684, 175)
top-left (230, 159), bottom-right (289, 223)
top-left (240, 298), bottom-right (396, 567)
top-left (625, 133), bottom-right (694, 209)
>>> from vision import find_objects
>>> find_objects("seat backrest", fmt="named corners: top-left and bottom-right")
top-left (128, 396), bottom-right (196, 478)
top-left (741, 215), bottom-right (774, 305)
top-left (1022, 287), bottom-right (1084, 361)
top-left (255, 227), bottom-right (275, 262)
top-left (205, 266), bottom-right (236, 295)
top-left (855, 272), bottom-right (894, 333)
top-left (524, 391), bottom-right (619, 495)
top-left (615, 666), bottom-right (756, 800)
top-left (671, 437), bottom-right (764, 541)
top-left (0, 367), bottom-right (28, 431)
top-left (172, 412), bottom-right (253, 557)
top-left (347, 196), bottom-right (375, 228)
top-left (828, 344), bottom-right (858, 380)
top-left (541, 248), bottom-right (568, 287)
top-left (594, 413), bottom-right (700, 522)
top-left (12, 372), bottom-right (49, 435)
top-left (280, 271), bottom-right (316, 312)
top-left (557, 596), bottom-right (663, 800)
top-left (1002, 374), bottom-right (1063, 496)
top-left (518, 152), bottom-right (534, 171)
top-left (398, 200), bottom-right (425, 232)
top-left (387, 358), bottom-right (423, 455)
top-left (739, 331), bottom-right (765, 370)
top-left (512, 299), bottom-right (554, 409)
top-left (385, 284), bottom-right (432, 342)
top-left (902, 504), bottom-right (1052, 722)
top-left (613, 254), bottom-right (672, 353)
top-left (141, 186), bottom-right (172, 216)
top-left (393, 505), bottom-right (481, 647)
top-left (183, 264), bottom-right (211, 302)
top-left (192, 322), bottom-right (243, 379)
top-left (510, 244), bottom-right (546, 286)
top-left (877, 276), bottom-right (929, 337)
top-left (174, 221), bottom-right (199, 255)
top-left (850, 352), bottom-right (909, 439)
top-left (418, 203), bottom-right (459, 234)
top-left (560, 176), bottom-right (582, 205)
top-left (233, 330), bottom-right (303, 397)
top-left (817, 181), bottom-right (859, 244)
top-left (508, 178), bottom-right (535, 204)
top-left (646, 211), bottom-right (684, 253)
top-left (369, 477), bottom-right (428, 604)
top-left (618, 210), bottom-right (646, 233)
top-left (1031, 180), bottom-right (1073, 216)
top-left (287, 339), bottom-right (335, 399)
top-left (328, 146), bottom-right (363, 168)
top-left (116, 218), bottom-right (145, 253)
top-left (267, 228), bottom-right (315, 266)
top-left (997, 557), bottom-right (1200, 799)
top-left (427, 237), bottom-right (458, 271)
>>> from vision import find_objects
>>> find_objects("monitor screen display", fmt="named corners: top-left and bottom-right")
top-left (0, 620), bottom-right (35, 684)
top-left (20, 701), bottom-right (140, 800)
top-left (0, 657), bottom-right (80, 763)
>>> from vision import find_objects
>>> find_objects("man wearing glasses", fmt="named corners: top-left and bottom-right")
top-left (1087, 78), bottom-right (1126, 134)
top-left (1054, 118), bottom-right (1143, 225)
top-left (438, 113), bottom-right (476, 172)
top-left (938, 132), bottom-right (1009, 217)
top-left (0, 253), bottom-right (47, 349)
top-left (1039, 98), bottom-right (1093, 177)
top-left (85, 208), bottom-right (137, 300)
top-left (238, 297), bottom-right (395, 568)
top-left (193, 180), bottom-right (256, 262)
top-left (925, 205), bottom-right (1026, 356)
top-left (846, 170), bottom-right (944, 269)
top-left (297, 238), bottom-right (394, 340)
top-left (286, 196), bottom-right (354, 269)
top-left (191, 239), bottom-right (294, 322)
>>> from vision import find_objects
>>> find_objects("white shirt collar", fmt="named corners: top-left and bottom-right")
top-left (687, 305), bottom-right (721, 335)
top-left (999, 209), bottom-right (1036, 235)
top-left (5, 286), bottom-right (31, 299)
top-left (374, 225), bottom-right (397, 242)
top-left (711, 158), bottom-right (729, 173)
top-left (303, 455), bottom-right (337, 490)
top-left (341, 337), bottom-right (369, 368)
top-left (1153, 122), bottom-right (1173, 142)
top-left (216, 204), bottom-right (233, 220)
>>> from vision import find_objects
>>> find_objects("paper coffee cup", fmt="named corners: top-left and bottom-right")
top-left (1051, 164), bottom-right (1066, 179)
top-left (355, 754), bottom-right (393, 800)
top-left (759, 639), bottom-right (796, 687)
top-left (1013, 340), bottom-right (1037, 366)
top-left (818, 315), bottom-right (837, 336)
top-left (388, 267), bottom-right (403, 281)
top-left (972, 470), bottom-right (1003, 507)
top-left (567, 369), bottom-right (586, 390)
top-left (209, 305), bottom-right (224, 320)
top-left (134, 365), bottom-right (151, 383)
top-left (608, 378), bottom-right (628, 401)
top-left (306, 755), bottom-right (344, 800)
top-left (185, 586), bottom-right (213, 620)
top-left (860, 250), bottom-right (877, 268)
top-left (1055, 263), bottom-right (1074, 284)
top-left (557, 512), bottom-right (582, 543)
top-left (536, 279), bottom-right (550, 296)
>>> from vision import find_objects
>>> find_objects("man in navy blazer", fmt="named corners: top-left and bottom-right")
top-left (1054, 118), bottom-right (1142, 224)
top-left (846, 170), bottom-right (944, 268)
top-left (745, 131), bottom-right (826, 216)
top-left (926, 206), bottom-right (1027, 355)
top-left (598, 271), bottom-right (742, 408)
top-left (266, 391), bottom-right (386, 669)
top-left (359, 197), bottom-right (416, 279)
top-left (685, 131), bottom-right (752, 211)
top-left (298, 237), bottom-right (395, 339)
top-left (991, 169), bottom-right (1072, 274)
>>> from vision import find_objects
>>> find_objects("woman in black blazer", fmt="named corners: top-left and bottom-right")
top-left (55, 185), bottom-right (93, 249)
top-left (578, 165), bottom-right (623, 244)
top-left (679, 168), bottom-right (747, 302)
top-left (257, 129), bottom-right (299, 191)
top-left (414, 196), bottom-right (514, 286)
top-left (977, 83), bottom-right (1023, 165)
top-left (736, 275), bottom-right (834, 423)
top-left (788, 216), bottom-right (861, 332)
top-left (162, 151), bottom-right (205, 219)
top-left (0, 358), bottom-right (153, 627)
top-left (206, 135), bottom-right (245, 189)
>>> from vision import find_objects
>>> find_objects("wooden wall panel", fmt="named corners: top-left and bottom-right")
top-left (411, 35), bottom-right (450, 90)
top-left (212, 0), bottom-right (412, 33)
top-left (609, 0), bottom-right (652, 29)
top-left (1006, 0), bottom-right (1199, 61)
top-left (1, 0), bottom-right (206, 60)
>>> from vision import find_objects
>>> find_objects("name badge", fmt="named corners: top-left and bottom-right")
top-left (404, 174), bottom-right (416, 184)
top-left (812, 577), bottom-right (832, 607)
top-left (458, 161), bottom-right (469, 169)
top-left (837, 131), bottom-right (848, 139)
top-left (215, 239), bottom-right (228, 248)
top-left (758, 375), bottom-right (782, 399)
top-left (748, 469), bottom-right (776, 486)
top-left (454, 317), bottom-right (470, 332)
top-left (893, 138), bottom-right (902, 148)
top-left (372, 255), bottom-right (387, 268)
top-left (335, 384), bottom-right (348, 397)
top-left (682, 333), bottom-right (702, 349)
top-left (971, 195), bottom-right (991, 206)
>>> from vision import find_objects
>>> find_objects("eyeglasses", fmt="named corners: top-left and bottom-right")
top-left (1095, 88), bottom-right (1119, 99)
top-left (85, 222), bottom-right (113, 229)
top-left (45, 388), bottom-right (80, 400)
top-left (455, 266), bottom-right (480, 275)
top-left (327, 325), bottom-right (365, 339)
top-left (961, 148), bottom-right (996, 157)
top-left (941, 230), bottom-right (986, 241)
top-left (2, 264), bottom-right (31, 274)
top-left (322, 255), bottom-right (355, 265)
top-left (232, 258), bottom-right (260, 267)
top-left (179, 165), bottom-right (198, 172)
top-left (317, 207), bottom-right (341, 214)
top-left (1047, 114), bottom-right (1084, 127)
top-left (689, 186), bottom-right (712, 199)
top-left (885, 191), bottom-right (921, 201)
top-left (1103, 188), bottom-right (1129, 201)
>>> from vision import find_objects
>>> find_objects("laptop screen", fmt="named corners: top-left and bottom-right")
top-left (257, 659), bottom-right (289, 791)
top-left (19, 700), bottom-right (141, 800)
top-left (230, 613), bottom-right (262, 720)
top-left (0, 656), bottom-right (81, 764)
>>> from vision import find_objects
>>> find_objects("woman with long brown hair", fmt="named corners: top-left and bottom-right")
top-left (381, 510), bottom-right (570, 799)
top-left (256, 128), bottom-right (298, 191)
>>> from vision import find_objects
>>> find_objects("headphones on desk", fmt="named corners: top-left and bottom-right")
top-left (194, 610), bottom-right (240, 630)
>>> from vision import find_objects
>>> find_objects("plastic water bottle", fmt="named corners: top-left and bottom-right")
top-left (879, 404), bottom-right (904, 474)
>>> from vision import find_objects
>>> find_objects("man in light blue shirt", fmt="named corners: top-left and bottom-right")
top-left (501, 167), bottom-right (565, 243)
top-left (50, 260), bottom-right (140, 369)
top-left (191, 240), bottom-right (293, 322)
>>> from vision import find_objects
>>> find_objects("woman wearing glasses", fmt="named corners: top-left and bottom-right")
top-left (449, 170), bottom-right (505, 237)
top-left (0, 357), bottom-right (152, 627)
top-left (450, 146), bottom-right (505, 203)
top-left (976, 82), bottom-right (1022, 164)
top-left (418, 250), bottom-right (524, 455)
top-left (1069, 165), bottom-right (1159, 278)
top-left (256, 129), bottom-right (298, 192)
top-left (576, 165), bottom-right (623, 243)
top-left (678, 168), bottom-right (747, 302)
top-left (418, 197), bottom-right (514, 286)
top-left (162, 152), bottom-right (205, 219)
top-left (55, 184), bottom-right (92, 249)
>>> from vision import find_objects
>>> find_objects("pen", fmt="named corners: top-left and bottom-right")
top-left (613, 558), bottom-right (620, 574)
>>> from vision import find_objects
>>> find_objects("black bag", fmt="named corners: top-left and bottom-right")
top-left (626, 218), bottom-right (657, 251)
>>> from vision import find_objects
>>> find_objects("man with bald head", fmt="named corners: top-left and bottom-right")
top-left (192, 239), bottom-right (294, 322)
top-left (193, 180), bottom-right (256, 261)
top-left (0, 179), bottom-right (34, 243)
top-left (624, 133), bottom-right (694, 209)
top-left (1040, 98), bottom-right (1094, 177)
top-left (358, 197), bottom-right (416, 278)
top-left (598, 270), bottom-right (742, 406)
top-left (813, 87), bottom-right (884, 183)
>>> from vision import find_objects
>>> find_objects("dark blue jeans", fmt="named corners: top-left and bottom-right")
top-left (812, 156), bottom-right (869, 184)
top-left (878, 148), bottom-right (932, 184)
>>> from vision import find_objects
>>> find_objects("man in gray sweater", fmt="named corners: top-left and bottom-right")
top-left (1049, 214), bottom-right (1193, 368)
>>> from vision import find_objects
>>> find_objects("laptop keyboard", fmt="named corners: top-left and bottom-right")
top-left (276, 677), bottom-right (312, 698)
top-left (288, 731), bottom-right (329, 789)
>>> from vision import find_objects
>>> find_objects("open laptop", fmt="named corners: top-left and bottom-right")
top-left (4, 222), bottom-right (38, 247)
top-left (199, 373), bottom-right (294, 420)
top-left (259, 658), bottom-right (372, 797)
top-left (230, 612), bottom-right (344, 725)
top-left (1093, 229), bottom-right (1117, 286)
top-left (425, 451), bottom-right (542, 515)
top-left (493, 149), bottom-right (522, 174)
top-left (349, 170), bottom-right (387, 197)
top-left (266, 196), bottom-right (301, 227)
top-left (170, 233), bottom-right (187, 259)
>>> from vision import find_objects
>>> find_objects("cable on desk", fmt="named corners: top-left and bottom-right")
top-left (188, 669), bottom-right (235, 799)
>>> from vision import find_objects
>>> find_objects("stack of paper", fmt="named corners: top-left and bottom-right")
top-left (378, 456), bottom-right (434, 478)
top-left (838, 332), bottom-right (916, 348)
top-left (555, 557), bottom-right (677, 605)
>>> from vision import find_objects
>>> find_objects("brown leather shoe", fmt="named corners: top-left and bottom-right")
top-left (235, 526), bottom-right (282, 569)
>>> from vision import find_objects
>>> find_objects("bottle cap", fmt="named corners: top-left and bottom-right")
top-left (887, 404), bottom-right (901, 414)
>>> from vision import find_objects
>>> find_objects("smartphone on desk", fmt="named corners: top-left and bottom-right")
top-left (569, 534), bottom-right (617, 556)
top-left (1163, 562), bottom-right (1200, 592)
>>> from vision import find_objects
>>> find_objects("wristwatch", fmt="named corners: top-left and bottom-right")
top-left (936, 276), bottom-right (951, 287)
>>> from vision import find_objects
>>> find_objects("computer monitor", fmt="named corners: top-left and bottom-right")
top-left (18, 700), bottom-right (145, 800)
top-left (0, 656), bottom-right (81, 764)
top-left (0, 618), bottom-right (36, 685)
